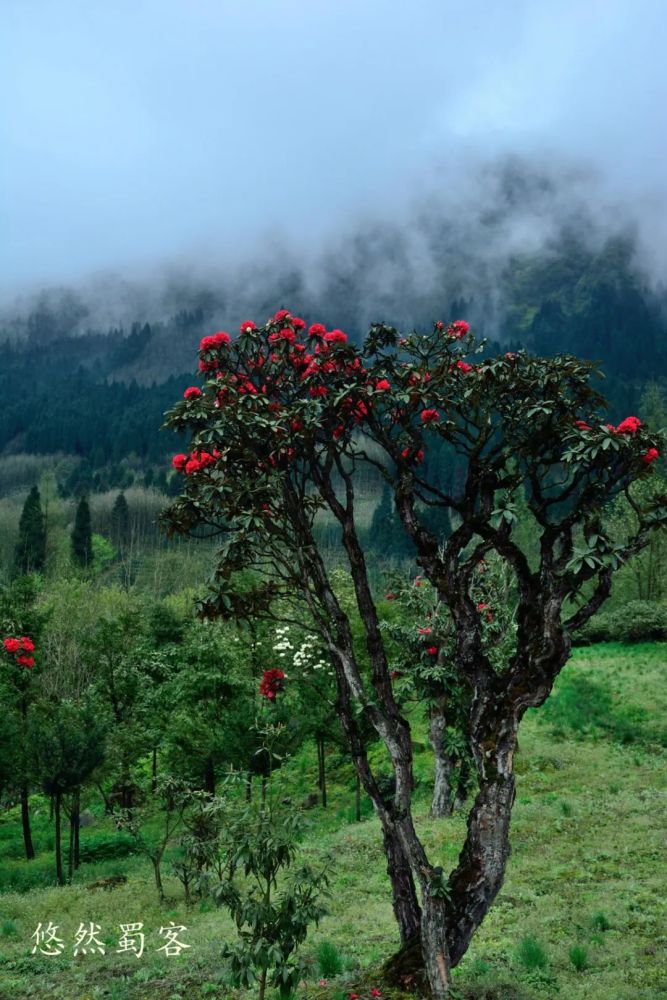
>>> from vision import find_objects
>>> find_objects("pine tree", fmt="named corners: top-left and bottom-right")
top-left (110, 492), bottom-right (130, 552)
top-left (14, 486), bottom-right (46, 576)
top-left (71, 497), bottom-right (93, 568)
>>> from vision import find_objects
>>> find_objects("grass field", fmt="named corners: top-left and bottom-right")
top-left (0, 643), bottom-right (665, 1000)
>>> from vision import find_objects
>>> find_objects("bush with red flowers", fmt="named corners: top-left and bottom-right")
top-left (259, 668), bottom-right (286, 701)
top-left (2, 635), bottom-right (35, 669)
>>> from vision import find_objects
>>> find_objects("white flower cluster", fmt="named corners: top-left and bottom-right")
top-left (272, 626), bottom-right (294, 659)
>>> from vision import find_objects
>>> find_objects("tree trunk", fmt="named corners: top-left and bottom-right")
top-left (381, 819), bottom-right (422, 945)
top-left (246, 773), bottom-right (252, 801)
top-left (74, 790), bottom-right (81, 870)
top-left (203, 755), bottom-right (215, 795)
top-left (428, 711), bottom-right (453, 818)
top-left (453, 757), bottom-right (472, 813)
top-left (54, 791), bottom-right (64, 886)
top-left (153, 857), bottom-right (165, 904)
top-left (420, 894), bottom-right (453, 998)
top-left (446, 718), bottom-right (517, 967)
top-left (318, 737), bottom-right (327, 808)
top-left (20, 783), bottom-right (35, 860)
top-left (68, 787), bottom-right (80, 878)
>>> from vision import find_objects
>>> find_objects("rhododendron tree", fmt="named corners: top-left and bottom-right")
top-left (162, 311), bottom-right (666, 997)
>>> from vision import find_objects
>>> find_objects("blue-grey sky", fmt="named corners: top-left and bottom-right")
top-left (2, 0), bottom-right (667, 297)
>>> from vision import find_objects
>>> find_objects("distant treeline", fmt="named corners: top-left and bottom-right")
top-left (1, 230), bottom-right (666, 496)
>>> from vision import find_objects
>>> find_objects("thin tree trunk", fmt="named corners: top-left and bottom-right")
top-left (153, 857), bottom-right (165, 904)
top-left (428, 710), bottom-right (453, 817)
top-left (203, 755), bottom-right (215, 796)
top-left (74, 789), bottom-right (81, 870)
top-left (21, 783), bottom-right (35, 860)
top-left (54, 791), bottom-right (64, 886)
top-left (318, 737), bottom-right (327, 808)
top-left (246, 773), bottom-right (252, 801)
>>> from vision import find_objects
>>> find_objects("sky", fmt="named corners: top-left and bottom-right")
top-left (2, 0), bottom-right (667, 297)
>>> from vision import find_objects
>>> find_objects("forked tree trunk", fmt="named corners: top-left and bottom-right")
top-left (428, 710), bottom-right (454, 818)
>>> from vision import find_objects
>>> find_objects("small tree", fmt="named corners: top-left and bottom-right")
top-left (71, 496), bottom-right (93, 568)
top-left (29, 698), bottom-right (105, 884)
top-left (14, 486), bottom-right (47, 576)
top-left (162, 312), bottom-right (667, 997)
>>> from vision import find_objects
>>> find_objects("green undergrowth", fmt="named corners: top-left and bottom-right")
top-left (0, 643), bottom-right (665, 999)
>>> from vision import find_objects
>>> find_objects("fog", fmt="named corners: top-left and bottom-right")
top-left (2, 0), bottom-right (666, 314)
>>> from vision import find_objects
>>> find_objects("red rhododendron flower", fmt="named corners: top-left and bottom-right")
top-left (259, 668), bottom-right (286, 700)
top-left (371, 989), bottom-right (383, 998)
top-left (308, 323), bottom-right (326, 338)
top-left (447, 320), bottom-right (470, 338)
top-left (333, 425), bottom-right (346, 440)
top-left (643, 448), bottom-right (660, 464)
top-left (240, 320), bottom-right (256, 334)
top-left (401, 447), bottom-right (424, 464)
top-left (184, 386), bottom-right (202, 400)
top-left (309, 385), bottom-right (327, 398)
top-left (385, 593), bottom-right (397, 601)
top-left (421, 408), bottom-right (440, 424)
top-left (274, 309), bottom-right (291, 322)
top-left (200, 331), bottom-right (231, 351)
top-left (375, 379), bottom-right (391, 392)
top-left (417, 626), bottom-right (432, 635)
top-left (269, 328), bottom-right (296, 345)
top-left (291, 316), bottom-right (306, 330)
top-left (172, 454), bottom-right (188, 471)
top-left (616, 416), bottom-right (641, 434)
top-left (20, 637), bottom-right (35, 652)
top-left (455, 360), bottom-right (473, 374)
top-left (324, 329), bottom-right (348, 344)
top-left (414, 576), bottom-right (423, 587)
top-left (16, 655), bottom-right (34, 668)
top-left (574, 420), bottom-right (591, 431)
top-left (435, 321), bottom-right (444, 331)
top-left (477, 602), bottom-right (488, 611)
top-left (3, 637), bottom-right (21, 654)
top-left (426, 646), bottom-right (438, 656)
top-left (185, 458), bottom-right (201, 475)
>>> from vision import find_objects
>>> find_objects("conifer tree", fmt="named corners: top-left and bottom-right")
top-left (110, 491), bottom-right (130, 552)
top-left (71, 497), bottom-right (93, 568)
top-left (13, 486), bottom-right (46, 576)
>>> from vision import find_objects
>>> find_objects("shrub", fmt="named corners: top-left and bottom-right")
top-left (576, 600), bottom-right (667, 644)
top-left (515, 935), bottom-right (548, 971)
top-left (78, 831), bottom-right (136, 862)
top-left (569, 944), bottom-right (588, 971)
top-left (590, 911), bottom-right (611, 932)
top-left (316, 940), bottom-right (344, 978)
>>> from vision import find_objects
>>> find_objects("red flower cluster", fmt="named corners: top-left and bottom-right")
top-left (574, 420), bottom-right (591, 431)
top-left (3, 636), bottom-right (35, 669)
top-left (324, 329), bottom-right (348, 345)
top-left (420, 409), bottom-right (440, 424)
top-left (615, 416), bottom-right (641, 434)
top-left (240, 320), bottom-right (256, 334)
top-left (259, 668), bottom-right (285, 701)
top-left (183, 386), bottom-right (202, 400)
top-left (172, 450), bottom-right (220, 475)
top-left (477, 602), bottom-right (494, 623)
top-left (447, 320), bottom-right (470, 338)
top-left (454, 360), bottom-right (473, 374)
top-left (199, 331), bottom-right (231, 351)
top-left (643, 448), bottom-right (660, 464)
